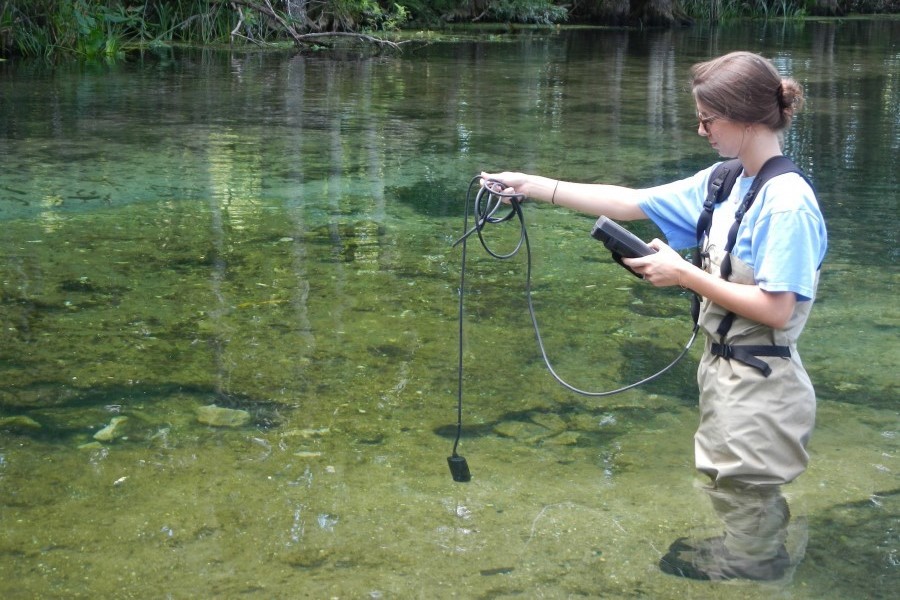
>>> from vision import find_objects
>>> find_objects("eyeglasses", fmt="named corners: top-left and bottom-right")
top-left (697, 112), bottom-right (719, 134)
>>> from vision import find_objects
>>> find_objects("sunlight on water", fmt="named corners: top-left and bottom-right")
top-left (0, 21), bottom-right (897, 599)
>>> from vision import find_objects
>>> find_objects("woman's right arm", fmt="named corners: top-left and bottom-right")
top-left (480, 171), bottom-right (648, 221)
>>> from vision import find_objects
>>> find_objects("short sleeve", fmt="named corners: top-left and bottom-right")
top-left (744, 174), bottom-right (827, 301)
top-left (637, 165), bottom-right (717, 250)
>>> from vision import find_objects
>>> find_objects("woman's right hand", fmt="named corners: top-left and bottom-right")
top-left (480, 171), bottom-right (532, 199)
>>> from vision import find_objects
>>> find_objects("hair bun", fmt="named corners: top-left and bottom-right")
top-left (778, 77), bottom-right (805, 118)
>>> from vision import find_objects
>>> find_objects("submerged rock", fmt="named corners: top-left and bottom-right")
top-left (94, 416), bottom-right (129, 441)
top-left (281, 427), bottom-right (330, 439)
top-left (530, 412), bottom-right (567, 433)
top-left (78, 441), bottom-right (104, 450)
top-left (196, 404), bottom-right (251, 428)
top-left (493, 420), bottom-right (551, 443)
top-left (493, 413), bottom-right (579, 446)
top-left (544, 431), bottom-right (580, 446)
top-left (0, 415), bottom-right (42, 430)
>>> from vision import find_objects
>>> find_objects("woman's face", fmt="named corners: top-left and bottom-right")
top-left (696, 104), bottom-right (745, 158)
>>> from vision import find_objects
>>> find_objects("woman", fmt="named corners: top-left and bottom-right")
top-left (482, 51), bottom-right (827, 580)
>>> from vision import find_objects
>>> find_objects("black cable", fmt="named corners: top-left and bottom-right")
top-left (449, 177), bottom-right (510, 481)
top-left (449, 176), bottom-right (698, 481)
top-left (451, 179), bottom-right (519, 452)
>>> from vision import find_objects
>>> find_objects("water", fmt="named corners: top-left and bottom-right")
top-left (1, 20), bottom-right (897, 599)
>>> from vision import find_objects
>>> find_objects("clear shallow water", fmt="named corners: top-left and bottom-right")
top-left (0, 20), bottom-right (897, 599)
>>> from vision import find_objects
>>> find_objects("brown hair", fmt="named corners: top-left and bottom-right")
top-left (690, 51), bottom-right (804, 131)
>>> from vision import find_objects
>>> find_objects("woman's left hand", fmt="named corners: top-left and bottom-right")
top-left (622, 240), bottom-right (689, 288)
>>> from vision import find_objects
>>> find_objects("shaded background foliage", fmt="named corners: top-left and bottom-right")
top-left (0, 0), bottom-right (898, 58)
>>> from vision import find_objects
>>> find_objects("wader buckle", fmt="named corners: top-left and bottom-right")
top-left (710, 343), bottom-right (791, 378)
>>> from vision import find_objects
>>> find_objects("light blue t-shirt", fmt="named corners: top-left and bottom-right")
top-left (637, 163), bottom-right (827, 301)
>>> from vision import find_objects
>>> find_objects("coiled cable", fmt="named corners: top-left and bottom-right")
top-left (450, 176), bottom-right (698, 463)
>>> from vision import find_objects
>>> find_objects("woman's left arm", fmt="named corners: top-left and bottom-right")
top-left (624, 241), bottom-right (796, 329)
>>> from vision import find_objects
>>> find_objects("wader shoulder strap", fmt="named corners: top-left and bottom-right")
top-left (694, 156), bottom-right (810, 375)
top-left (718, 156), bottom-right (808, 282)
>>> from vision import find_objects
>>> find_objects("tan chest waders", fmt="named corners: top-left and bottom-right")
top-left (690, 157), bottom-right (818, 485)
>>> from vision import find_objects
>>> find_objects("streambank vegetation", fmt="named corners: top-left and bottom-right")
top-left (1, 0), bottom-right (898, 59)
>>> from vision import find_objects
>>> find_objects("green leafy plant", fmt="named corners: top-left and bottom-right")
top-left (485, 0), bottom-right (568, 23)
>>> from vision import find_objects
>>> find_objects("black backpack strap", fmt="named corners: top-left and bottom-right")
top-left (691, 159), bottom-right (741, 325)
top-left (695, 159), bottom-right (742, 258)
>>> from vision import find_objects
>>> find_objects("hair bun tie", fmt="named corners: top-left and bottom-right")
top-left (776, 82), bottom-right (787, 108)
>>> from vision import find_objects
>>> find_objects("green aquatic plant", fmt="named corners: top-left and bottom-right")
top-left (0, 0), bottom-right (139, 59)
top-left (70, 1), bottom-right (137, 59)
top-left (0, 0), bottom-right (235, 58)
top-left (0, 0), bottom-right (894, 60)
top-left (485, 0), bottom-right (568, 23)
top-left (677, 0), bottom-right (810, 21)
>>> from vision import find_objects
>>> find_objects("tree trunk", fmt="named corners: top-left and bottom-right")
top-left (571, 0), bottom-right (685, 26)
top-left (630, 0), bottom-right (677, 25)
top-left (809, 0), bottom-right (847, 16)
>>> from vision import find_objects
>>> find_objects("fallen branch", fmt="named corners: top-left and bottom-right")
top-left (222, 0), bottom-right (401, 51)
top-left (292, 31), bottom-right (401, 51)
